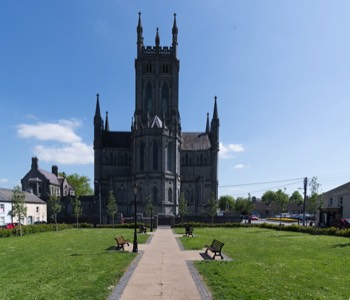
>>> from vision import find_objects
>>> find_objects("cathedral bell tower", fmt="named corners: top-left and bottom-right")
top-left (131, 13), bottom-right (181, 215)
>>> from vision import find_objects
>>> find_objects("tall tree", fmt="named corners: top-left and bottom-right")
top-left (106, 190), bottom-right (118, 227)
top-left (275, 189), bottom-right (289, 224)
top-left (71, 197), bottom-right (82, 228)
top-left (289, 190), bottom-right (303, 205)
top-left (234, 197), bottom-right (255, 216)
top-left (219, 195), bottom-right (235, 212)
top-left (308, 176), bottom-right (321, 214)
top-left (208, 193), bottom-right (218, 224)
top-left (66, 174), bottom-right (93, 198)
top-left (8, 186), bottom-right (27, 236)
top-left (178, 193), bottom-right (187, 226)
top-left (262, 190), bottom-right (277, 204)
top-left (48, 194), bottom-right (61, 231)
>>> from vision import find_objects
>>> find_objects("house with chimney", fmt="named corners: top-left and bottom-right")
top-left (21, 157), bottom-right (75, 201)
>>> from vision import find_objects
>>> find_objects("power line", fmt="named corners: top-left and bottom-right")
top-left (219, 177), bottom-right (304, 188)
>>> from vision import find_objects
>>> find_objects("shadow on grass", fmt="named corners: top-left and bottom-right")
top-left (332, 243), bottom-right (350, 248)
top-left (69, 246), bottom-right (131, 256)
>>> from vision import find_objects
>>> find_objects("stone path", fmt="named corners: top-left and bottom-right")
top-left (108, 227), bottom-right (212, 300)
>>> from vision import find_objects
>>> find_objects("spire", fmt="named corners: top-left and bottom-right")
top-left (172, 13), bottom-right (178, 57)
top-left (94, 93), bottom-right (101, 119)
top-left (137, 12), bottom-right (143, 57)
top-left (213, 96), bottom-right (219, 120)
top-left (206, 113), bottom-right (210, 134)
top-left (155, 27), bottom-right (160, 47)
top-left (105, 111), bottom-right (109, 131)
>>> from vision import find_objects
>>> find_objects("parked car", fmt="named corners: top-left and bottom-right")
top-left (1, 223), bottom-right (21, 229)
top-left (331, 218), bottom-right (350, 229)
top-left (34, 221), bottom-right (47, 225)
top-left (250, 215), bottom-right (259, 220)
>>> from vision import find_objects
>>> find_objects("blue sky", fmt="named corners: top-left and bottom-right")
top-left (1, 1), bottom-right (350, 198)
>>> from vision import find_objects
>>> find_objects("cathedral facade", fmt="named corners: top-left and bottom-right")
top-left (93, 13), bottom-right (219, 218)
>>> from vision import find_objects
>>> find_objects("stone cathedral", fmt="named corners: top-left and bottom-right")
top-left (93, 13), bottom-right (219, 219)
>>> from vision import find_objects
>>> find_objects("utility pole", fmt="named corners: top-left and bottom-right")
top-left (303, 177), bottom-right (307, 226)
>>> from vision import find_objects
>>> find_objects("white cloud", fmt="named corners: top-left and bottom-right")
top-left (0, 178), bottom-right (9, 184)
top-left (17, 119), bottom-right (82, 143)
top-left (234, 164), bottom-right (250, 169)
top-left (17, 119), bottom-right (93, 165)
top-left (34, 143), bottom-right (93, 165)
top-left (219, 142), bottom-right (244, 159)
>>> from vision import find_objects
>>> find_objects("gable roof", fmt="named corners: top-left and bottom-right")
top-left (323, 182), bottom-right (350, 196)
top-left (38, 168), bottom-right (60, 185)
top-left (181, 132), bottom-right (211, 151)
top-left (0, 188), bottom-right (46, 204)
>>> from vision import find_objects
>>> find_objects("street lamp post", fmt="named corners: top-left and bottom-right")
top-left (132, 184), bottom-right (138, 253)
top-left (150, 202), bottom-right (153, 232)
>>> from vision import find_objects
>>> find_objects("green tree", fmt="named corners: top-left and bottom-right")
top-left (262, 190), bottom-right (277, 204)
top-left (106, 190), bottom-right (118, 227)
top-left (178, 193), bottom-right (187, 226)
top-left (48, 194), bottom-right (61, 231)
top-left (308, 176), bottom-right (322, 214)
top-left (66, 174), bottom-right (93, 198)
top-left (71, 197), bottom-right (82, 228)
top-left (275, 189), bottom-right (289, 222)
top-left (219, 195), bottom-right (235, 212)
top-left (289, 190), bottom-right (303, 205)
top-left (144, 195), bottom-right (155, 231)
top-left (8, 186), bottom-right (27, 236)
top-left (208, 193), bottom-right (218, 224)
top-left (234, 197), bottom-right (255, 215)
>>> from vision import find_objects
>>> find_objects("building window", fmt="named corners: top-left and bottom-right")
top-left (167, 142), bottom-right (173, 172)
top-left (339, 197), bottom-right (343, 206)
top-left (140, 143), bottom-right (145, 171)
top-left (0, 204), bottom-right (4, 213)
top-left (162, 64), bottom-right (169, 74)
top-left (161, 82), bottom-right (169, 115)
top-left (153, 142), bottom-right (158, 170)
top-left (329, 198), bottom-right (333, 207)
top-left (168, 187), bottom-right (173, 203)
top-left (0, 216), bottom-right (4, 225)
top-left (36, 206), bottom-right (39, 213)
top-left (153, 186), bottom-right (158, 204)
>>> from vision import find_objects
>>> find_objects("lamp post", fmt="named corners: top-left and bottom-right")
top-left (150, 201), bottom-right (153, 232)
top-left (132, 184), bottom-right (138, 253)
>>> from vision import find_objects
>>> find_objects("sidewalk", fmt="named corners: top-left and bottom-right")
top-left (108, 227), bottom-right (211, 300)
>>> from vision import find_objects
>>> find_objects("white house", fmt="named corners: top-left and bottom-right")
top-left (0, 188), bottom-right (47, 225)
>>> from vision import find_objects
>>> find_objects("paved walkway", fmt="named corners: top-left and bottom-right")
top-left (108, 227), bottom-right (212, 300)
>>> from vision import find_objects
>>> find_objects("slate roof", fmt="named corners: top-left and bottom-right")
top-left (181, 132), bottom-right (211, 151)
top-left (102, 131), bottom-right (131, 148)
top-left (0, 188), bottom-right (46, 204)
top-left (323, 182), bottom-right (350, 196)
top-left (37, 168), bottom-right (61, 185)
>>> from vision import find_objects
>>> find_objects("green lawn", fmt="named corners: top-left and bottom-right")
top-left (176, 227), bottom-right (350, 300)
top-left (0, 228), bottom-right (148, 300)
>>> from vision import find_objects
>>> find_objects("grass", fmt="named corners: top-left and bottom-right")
top-left (176, 227), bottom-right (350, 300)
top-left (0, 228), bottom-right (148, 300)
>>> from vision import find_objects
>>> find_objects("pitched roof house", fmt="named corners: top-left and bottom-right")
top-left (0, 188), bottom-right (47, 225)
top-left (21, 157), bottom-right (74, 201)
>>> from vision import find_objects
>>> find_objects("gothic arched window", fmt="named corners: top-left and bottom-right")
top-left (161, 82), bottom-right (169, 116)
top-left (167, 142), bottom-right (173, 172)
top-left (168, 187), bottom-right (173, 203)
top-left (153, 141), bottom-right (158, 170)
top-left (143, 82), bottom-right (153, 117)
top-left (140, 142), bottom-right (145, 171)
top-left (153, 186), bottom-right (158, 204)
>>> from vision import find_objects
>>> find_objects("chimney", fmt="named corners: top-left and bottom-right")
top-left (31, 157), bottom-right (38, 170)
top-left (52, 165), bottom-right (58, 176)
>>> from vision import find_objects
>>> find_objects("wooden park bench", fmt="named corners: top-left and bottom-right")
top-left (184, 226), bottom-right (194, 237)
top-left (204, 239), bottom-right (225, 259)
top-left (115, 236), bottom-right (130, 250)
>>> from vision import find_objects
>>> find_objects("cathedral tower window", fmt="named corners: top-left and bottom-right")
top-left (153, 186), bottom-right (158, 204)
top-left (168, 187), bottom-right (173, 203)
top-left (153, 141), bottom-right (159, 170)
top-left (167, 142), bottom-right (174, 172)
top-left (143, 82), bottom-right (153, 117)
top-left (161, 82), bottom-right (169, 116)
top-left (140, 142), bottom-right (145, 171)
